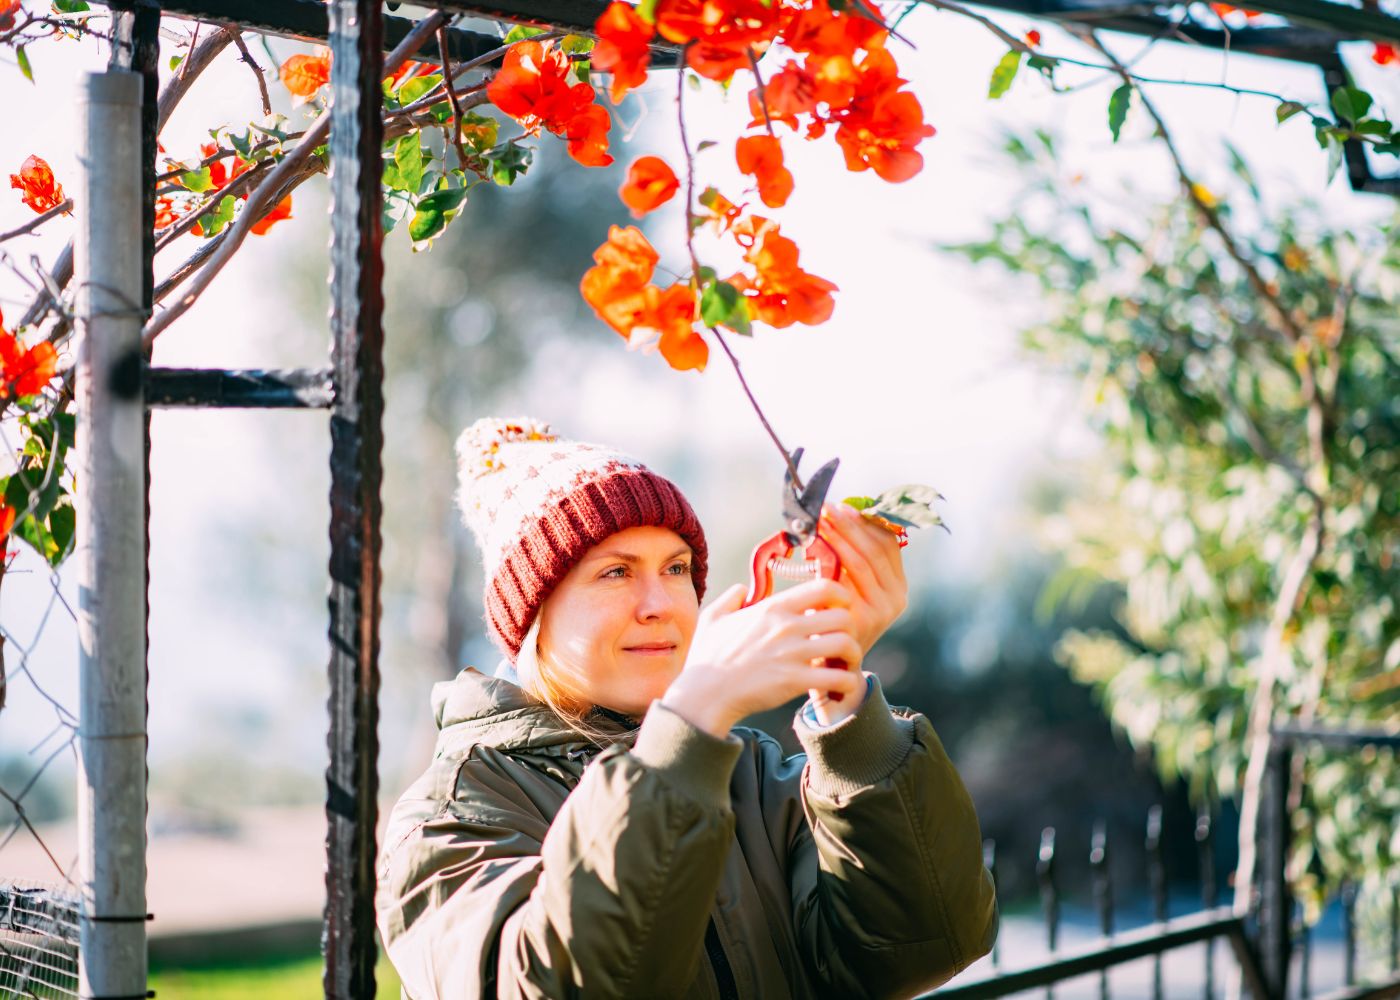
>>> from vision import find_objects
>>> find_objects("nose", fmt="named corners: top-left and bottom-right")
top-left (634, 574), bottom-right (675, 622)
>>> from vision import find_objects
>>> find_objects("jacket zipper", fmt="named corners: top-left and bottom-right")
top-left (705, 918), bottom-right (740, 1000)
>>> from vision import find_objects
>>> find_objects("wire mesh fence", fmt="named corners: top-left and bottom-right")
top-left (0, 879), bottom-right (80, 999)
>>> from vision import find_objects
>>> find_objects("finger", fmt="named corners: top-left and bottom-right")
top-left (819, 507), bottom-right (904, 602)
top-left (795, 663), bottom-right (863, 696)
top-left (701, 583), bottom-right (746, 620)
top-left (768, 576), bottom-right (852, 614)
top-left (803, 631), bottom-right (863, 665)
top-left (796, 607), bottom-right (855, 636)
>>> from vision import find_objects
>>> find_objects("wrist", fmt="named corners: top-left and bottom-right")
top-left (660, 679), bottom-right (735, 739)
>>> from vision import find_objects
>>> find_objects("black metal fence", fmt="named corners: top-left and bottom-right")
top-left (932, 725), bottom-right (1400, 1000)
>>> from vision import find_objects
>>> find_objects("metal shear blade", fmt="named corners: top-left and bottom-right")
top-left (782, 447), bottom-right (839, 546)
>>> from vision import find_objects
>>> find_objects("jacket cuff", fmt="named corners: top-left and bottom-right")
top-left (631, 701), bottom-right (743, 810)
top-left (794, 674), bottom-right (915, 798)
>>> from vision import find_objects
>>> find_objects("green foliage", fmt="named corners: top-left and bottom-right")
top-left (842, 485), bottom-right (946, 531)
top-left (699, 277), bottom-right (751, 334)
top-left (948, 130), bottom-right (1400, 914)
top-left (988, 50), bottom-right (1021, 100)
top-left (1107, 84), bottom-right (1131, 142)
top-left (3, 411), bottom-right (77, 568)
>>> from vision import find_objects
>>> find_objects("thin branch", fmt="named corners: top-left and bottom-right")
top-left (226, 27), bottom-right (272, 117)
top-left (1085, 32), bottom-right (1309, 347)
top-left (676, 51), bottom-right (803, 492)
top-left (158, 26), bottom-right (232, 132)
top-left (0, 201), bottom-right (73, 246)
top-left (746, 47), bottom-right (776, 139)
top-left (154, 158), bottom-right (273, 253)
top-left (437, 23), bottom-right (471, 169)
top-left (143, 10), bottom-right (451, 343)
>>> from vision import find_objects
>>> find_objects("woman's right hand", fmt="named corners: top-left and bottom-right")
top-left (660, 579), bottom-right (865, 739)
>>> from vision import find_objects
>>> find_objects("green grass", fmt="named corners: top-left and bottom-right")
top-left (149, 953), bottom-right (401, 999)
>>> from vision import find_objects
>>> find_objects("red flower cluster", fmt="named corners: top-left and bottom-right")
top-left (0, 308), bottom-right (58, 401)
top-left (487, 40), bottom-right (613, 166)
top-left (580, 226), bottom-right (707, 370)
top-left (1374, 43), bottom-right (1398, 66)
top-left (728, 216), bottom-right (837, 328)
top-left (9, 155), bottom-right (66, 214)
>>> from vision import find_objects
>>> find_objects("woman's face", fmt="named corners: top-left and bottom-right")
top-left (536, 526), bottom-right (700, 717)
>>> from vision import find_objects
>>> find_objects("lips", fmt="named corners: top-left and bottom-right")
top-left (624, 642), bottom-right (677, 653)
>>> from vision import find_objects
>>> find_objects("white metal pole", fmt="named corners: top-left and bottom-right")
top-left (75, 69), bottom-right (148, 999)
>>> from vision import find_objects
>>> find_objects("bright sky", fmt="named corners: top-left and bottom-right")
top-left (0, 6), bottom-right (1394, 780)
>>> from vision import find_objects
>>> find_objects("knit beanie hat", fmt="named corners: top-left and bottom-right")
top-left (456, 417), bottom-right (709, 662)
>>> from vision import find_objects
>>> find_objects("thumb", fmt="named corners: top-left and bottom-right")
top-left (701, 583), bottom-right (747, 619)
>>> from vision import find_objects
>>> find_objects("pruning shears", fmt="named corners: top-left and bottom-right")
top-left (742, 449), bottom-right (850, 710)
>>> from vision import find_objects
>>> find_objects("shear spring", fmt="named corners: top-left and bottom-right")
top-left (768, 556), bottom-right (822, 580)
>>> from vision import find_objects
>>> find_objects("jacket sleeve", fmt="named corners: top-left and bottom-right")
top-left (377, 704), bottom-right (743, 1000)
top-left (760, 674), bottom-right (998, 998)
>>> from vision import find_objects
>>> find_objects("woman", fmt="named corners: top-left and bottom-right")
top-left (377, 417), bottom-right (997, 999)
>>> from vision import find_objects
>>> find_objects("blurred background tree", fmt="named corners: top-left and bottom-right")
top-left (947, 127), bottom-right (1399, 923)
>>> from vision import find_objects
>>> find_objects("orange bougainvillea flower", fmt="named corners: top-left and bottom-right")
top-left (619, 156), bottom-right (680, 216)
top-left (728, 217), bottom-right (837, 328)
top-left (748, 62), bottom-right (818, 131)
top-left (735, 134), bottom-right (794, 208)
top-left (1024, 29), bottom-right (1042, 47)
top-left (832, 49), bottom-right (935, 182)
top-left (250, 194), bottom-right (293, 235)
top-left (0, 0), bottom-right (21, 32)
top-left (0, 309), bottom-right (58, 400)
top-left (488, 40), bottom-right (614, 166)
top-left (9, 155), bottom-right (66, 215)
top-left (645, 283), bottom-right (707, 371)
top-left (592, 0), bottom-right (655, 103)
top-left (280, 47), bottom-right (332, 98)
top-left (154, 195), bottom-right (180, 230)
top-left (654, 0), bottom-right (781, 82)
top-left (1209, 3), bottom-right (1261, 17)
top-left (1373, 42), bottom-right (1398, 65)
top-left (580, 227), bottom-right (706, 372)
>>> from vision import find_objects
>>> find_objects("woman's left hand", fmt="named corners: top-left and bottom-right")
top-left (816, 501), bottom-right (909, 656)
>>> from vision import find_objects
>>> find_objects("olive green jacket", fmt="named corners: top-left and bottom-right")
top-left (377, 668), bottom-right (997, 999)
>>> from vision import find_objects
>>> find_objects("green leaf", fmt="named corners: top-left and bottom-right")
top-left (842, 496), bottom-right (877, 511)
top-left (696, 140), bottom-right (717, 154)
top-left (409, 204), bottom-right (448, 243)
top-left (1330, 85), bottom-right (1372, 125)
top-left (16, 45), bottom-right (33, 83)
top-left (700, 279), bottom-right (741, 327)
top-left (864, 484), bottom-right (947, 532)
top-left (180, 166), bottom-right (215, 193)
top-left (1108, 84), bottom-right (1132, 142)
top-left (988, 49), bottom-right (1022, 100)
top-left (417, 187), bottom-right (468, 215)
top-left (637, 0), bottom-right (659, 23)
top-left (1276, 101), bottom-right (1306, 124)
top-left (486, 144), bottom-right (532, 186)
top-left (1354, 119), bottom-right (1392, 136)
top-left (503, 24), bottom-right (546, 43)
top-left (52, 0), bottom-right (89, 10)
top-left (197, 194), bottom-right (237, 237)
top-left (46, 501), bottom-right (75, 566)
top-left (14, 512), bottom-right (57, 564)
top-left (170, 54), bottom-right (184, 72)
top-left (561, 34), bottom-right (595, 54)
top-left (1026, 55), bottom-right (1058, 81)
top-left (573, 58), bottom-right (591, 84)
top-left (398, 73), bottom-right (443, 106)
top-left (394, 134), bottom-right (424, 195)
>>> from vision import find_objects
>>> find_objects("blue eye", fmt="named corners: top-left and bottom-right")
top-left (668, 562), bottom-right (692, 576)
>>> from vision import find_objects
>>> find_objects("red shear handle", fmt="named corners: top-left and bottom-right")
top-left (742, 532), bottom-right (849, 704)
